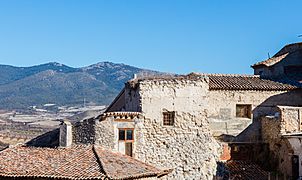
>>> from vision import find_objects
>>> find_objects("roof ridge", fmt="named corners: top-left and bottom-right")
top-left (252, 52), bottom-right (289, 67)
top-left (195, 72), bottom-right (259, 77)
top-left (92, 145), bottom-right (108, 178)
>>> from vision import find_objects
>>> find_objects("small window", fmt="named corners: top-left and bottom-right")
top-left (163, 111), bottom-right (175, 126)
top-left (236, 104), bottom-right (252, 118)
top-left (118, 129), bottom-right (134, 157)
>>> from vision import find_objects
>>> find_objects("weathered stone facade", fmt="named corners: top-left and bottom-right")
top-left (208, 89), bottom-right (302, 141)
top-left (129, 78), bottom-right (219, 179)
top-left (72, 118), bottom-right (95, 144)
top-left (72, 77), bottom-right (220, 179)
top-left (261, 106), bottom-right (302, 178)
top-left (55, 42), bottom-right (302, 179)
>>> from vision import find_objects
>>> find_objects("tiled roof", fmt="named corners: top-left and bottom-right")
top-left (94, 146), bottom-right (170, 179)
top-left (101, 112), bottom-right (141, 119)
top-left (208, 74), bottom-right (297, 91)
top-left (126, 73), bottom-right (297, 91)
top-left (0, 144), bottom-right (170, 179)
top-left (252, 53), bottom-right (289, 67)
top-left (252, 42), bottom-right (302, 68)
top-left (226, 160), bottom-right (269, 180)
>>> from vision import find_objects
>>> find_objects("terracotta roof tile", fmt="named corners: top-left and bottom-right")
top-left (101, 112), bottom-right (141, 119)
top-left (226, 160), bottom-right (269, 180)
top-left (208, 74), bottom-right (297, 91)
top-left (127, 73), bottom-right (296, 91)
top-left (94, 146), bottom-right (170, 179)
top-left (252, 53), bottom-right (289, 67)
top-left (0, 144), bottom-right (169, 179)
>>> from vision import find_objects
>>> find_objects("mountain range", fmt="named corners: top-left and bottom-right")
top-left (0, 62), bottom-right (163, 110)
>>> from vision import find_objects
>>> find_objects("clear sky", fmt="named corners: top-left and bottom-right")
top-left (0, 0), bottom-right (301, 74)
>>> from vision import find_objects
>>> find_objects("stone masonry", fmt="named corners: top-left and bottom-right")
top-left (71, 76), bottom-right (220, 179)
top-left (124, 77), bottom-right (220, 179)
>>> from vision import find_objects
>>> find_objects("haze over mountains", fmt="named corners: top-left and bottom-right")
top-left (0, 62), bottom-right (162, 110)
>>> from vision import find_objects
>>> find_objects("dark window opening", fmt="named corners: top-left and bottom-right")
top-left (163, 111), bottom-right (175, 126)
top-left (126, 129), bottom-right (133, 140)
top-left (118, 129), bottom-right (125, 140)
top-left (236, 104), bottom-right (252, 118)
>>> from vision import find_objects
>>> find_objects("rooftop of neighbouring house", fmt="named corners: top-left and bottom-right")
top-left (127, 73), bottom-right (298, 91)
top-left (225, 160), bottom-right (269, 180)
top-left (0, 144), bottom-right (170, 180)
top-left (208, 74), bottom-right (297, 91)
top-left (252, 42), bottom-right (302, 68)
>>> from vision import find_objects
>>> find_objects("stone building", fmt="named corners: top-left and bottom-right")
top-left (261, 106), bottom-right (302, 179)
top-left (107, 73), bottom-right (300, 141)
top-left (71, 76), bottom-right (220, 179)
top-left (55, 42), bottom-right (302, 179)
top-left (64, 70), bottom-right (302, 179)
top-left (252, 42), bottom-right (302, 84)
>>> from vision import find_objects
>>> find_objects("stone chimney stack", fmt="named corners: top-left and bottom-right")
top-left (133, 73), bottom-right (137, 79)
top-left (59, 120), bottom-right (73, 147)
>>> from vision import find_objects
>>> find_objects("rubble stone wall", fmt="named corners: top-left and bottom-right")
top-left (72, 119), bottom-right (96, 144)
top-left (261, 107), bottom-right (302, 177)
top-left (261, 116), bottom-right (281, 146)
top-left (94, 118), bottom-right (115, 150)
top-left (279, 106), bottom-right (302, 133)
top-left (130, 78), bottom-right (220, 179)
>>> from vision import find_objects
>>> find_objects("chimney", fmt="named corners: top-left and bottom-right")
top-left (133, 73), bottom-right (137, 79)
top-left (59, 120), bottom-right (73, 147)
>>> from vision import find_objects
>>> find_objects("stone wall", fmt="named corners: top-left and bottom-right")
top-left (125, 83), bottom-right (142, 112)
top-left (208, 90), bottom-right (302, 141)
top-left (94, 117), bottom-right (115, 150)
top-left (72, 118), bottom-right (96, 144)
top-left (261, 106), bottom-right (302, 178)
top-left (279, 106), bottom-right (302, 133)
top-left (128, 78), bottom-right (220, 179)
top-left (261, 106), bottom-right (302, 138)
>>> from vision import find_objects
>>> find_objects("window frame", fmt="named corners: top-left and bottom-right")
top-left (118, 128), bottom-right (134, 157)
top-left (118, 128), bottom-right (134, 142)
top-left (163, 111), bottom-right (175, 126)
top-left (235, 104), bottom-right (252, 119)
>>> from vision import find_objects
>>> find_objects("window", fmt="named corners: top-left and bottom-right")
top-left (236, 104), bottom-right (252, 118)
top-left (118, 129), bottom-right (134, 157)
top-left (163, 111), bottom-right (175, 126)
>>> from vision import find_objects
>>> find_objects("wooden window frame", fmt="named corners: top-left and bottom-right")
top-left (236, 104), bottom-right (252, 119)
top-left (118, 128), bottom-right (134, 157)
top-left (163, 111), bottom-right (175, 126)
top-left (118, 128), bottom-right (134, 142)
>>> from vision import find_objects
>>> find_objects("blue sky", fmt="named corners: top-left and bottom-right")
top-left (0, 0), bottom-right (301, 74)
